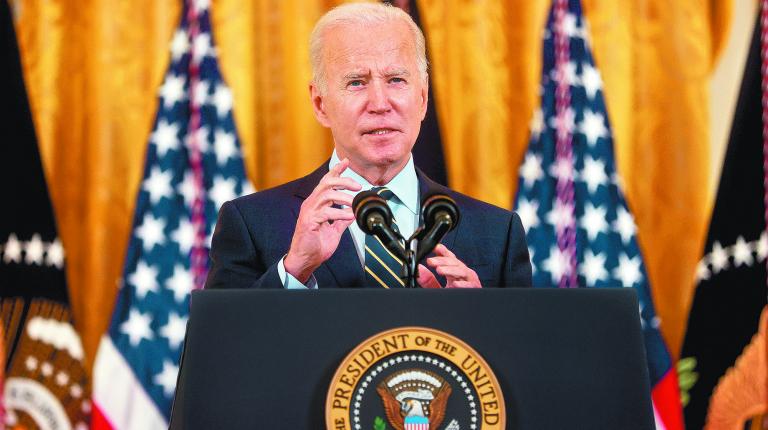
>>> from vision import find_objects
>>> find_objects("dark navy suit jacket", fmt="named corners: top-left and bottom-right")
top-left (205, 164), bottom-right (532, 289)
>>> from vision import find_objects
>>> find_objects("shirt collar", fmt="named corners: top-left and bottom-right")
top-left (329, 150), bottom-right (418, 215)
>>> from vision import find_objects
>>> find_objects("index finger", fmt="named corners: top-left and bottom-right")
top-left (434, 244), bottom-right (456, 258)
top-left (329, 158), bottom-right (350, 177)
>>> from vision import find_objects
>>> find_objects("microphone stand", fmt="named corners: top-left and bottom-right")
top-left (402, 233), bottom-right (420, 289)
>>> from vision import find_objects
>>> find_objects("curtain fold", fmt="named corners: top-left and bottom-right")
top-left (12, 0), bottom-right (732, 365)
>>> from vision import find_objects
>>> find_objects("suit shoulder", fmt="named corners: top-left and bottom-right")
top-left (226, 169), bottom-right (319, 212)
top-left (444, 189), bottom-right (515, 222)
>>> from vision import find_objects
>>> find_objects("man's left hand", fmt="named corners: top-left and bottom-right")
top-left (417, 244), bottom-right (481, 289)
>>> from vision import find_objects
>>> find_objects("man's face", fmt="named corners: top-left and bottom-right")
top-left (310, 20), bottom-right (428, 175)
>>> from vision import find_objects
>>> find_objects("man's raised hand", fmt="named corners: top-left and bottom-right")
top-left (284, 158), bottom-right (361, 283)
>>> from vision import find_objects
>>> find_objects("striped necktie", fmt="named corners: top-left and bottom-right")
top-left (364, 187), bottom-right (405, 288)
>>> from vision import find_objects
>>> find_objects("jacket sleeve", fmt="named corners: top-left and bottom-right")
top-left (503, 212), bottom-right (533, 288)
top-left (204, 200), bottom-right (283, 289)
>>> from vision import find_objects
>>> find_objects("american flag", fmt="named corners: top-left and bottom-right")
top-left (91, 0), bottom-right (252, 428)
top-left (513, 0), bottom-right (683, 428)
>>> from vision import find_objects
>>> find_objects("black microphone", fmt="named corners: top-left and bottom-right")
top-left (352, 190), bottom-right (407, 260)
top-left (416, 194), bottom-right (460, 261)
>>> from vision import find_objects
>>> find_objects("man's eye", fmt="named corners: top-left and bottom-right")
top-left (348, 80), bottom-right (364, 87)
top-left (389, 77), bottom-right (405, 84)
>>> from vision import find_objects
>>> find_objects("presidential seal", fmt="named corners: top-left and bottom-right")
top-left (326, 327), bottom-right (505, 430)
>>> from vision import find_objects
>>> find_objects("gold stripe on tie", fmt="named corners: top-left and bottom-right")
top-left (365, 245), bottom-right (405, 286)
top-left (365, 186), bottom-right (405, 288)
top-left (365, 266), bottom-right (390, 289)
top-left (373, 234), bottom-right (405, 261)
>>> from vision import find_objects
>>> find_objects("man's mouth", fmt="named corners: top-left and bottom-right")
top-left (364, 128), bottom-right (397, 136)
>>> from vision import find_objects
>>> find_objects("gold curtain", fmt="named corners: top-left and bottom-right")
top-left (12, 0), bottom-right (181, 368)
top-left (13, 0), bottom-right (730, 367)
top-left (581, 0), bottom-right (728, 356)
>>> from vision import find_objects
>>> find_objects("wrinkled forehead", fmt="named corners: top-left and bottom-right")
top-left (321, 21), bottom-right (417, 78)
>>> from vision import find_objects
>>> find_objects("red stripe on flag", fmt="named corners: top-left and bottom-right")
top-left (651, 368), bottom-right (684, 430)
top-left (91, 403), bottom-right (116, 430)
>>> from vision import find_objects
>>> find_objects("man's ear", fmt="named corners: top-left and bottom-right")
top-left (309, 83), bottom-right (331, 127)
top-left (419, 80), bottom-right (429, 121)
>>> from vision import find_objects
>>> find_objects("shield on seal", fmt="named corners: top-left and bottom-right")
top-left (404, 416), bottom-right (430, 430)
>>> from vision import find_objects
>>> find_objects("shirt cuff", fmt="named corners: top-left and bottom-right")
top-left (277, 255), bottom-right (318, 289)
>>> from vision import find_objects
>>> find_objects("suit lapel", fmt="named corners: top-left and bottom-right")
top-left (292, 163), bottom-right (365, 288)
top-left (416, 169), bottom-right (459, 251)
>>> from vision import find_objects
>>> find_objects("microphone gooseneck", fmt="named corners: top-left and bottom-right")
top-left (416, 194), bottom-right (460, 262)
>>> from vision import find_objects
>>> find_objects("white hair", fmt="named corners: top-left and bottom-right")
top-left (309, 2), bottom-right (428, 94)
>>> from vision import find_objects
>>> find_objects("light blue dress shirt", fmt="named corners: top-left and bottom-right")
top-left (277, 150), bottom-right (419, 289)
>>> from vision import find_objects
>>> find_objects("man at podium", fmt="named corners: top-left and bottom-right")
top-left (205, 2), bottom-right (531, 290)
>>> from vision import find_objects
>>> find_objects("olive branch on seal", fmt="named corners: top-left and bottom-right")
top-left (373, 416), bottom-right (388, 430)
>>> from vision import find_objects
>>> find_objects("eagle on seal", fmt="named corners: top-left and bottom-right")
top-left (376, 369), bottom-right (452, 430)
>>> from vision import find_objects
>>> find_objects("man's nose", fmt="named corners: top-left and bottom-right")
top-left (366, 80), bottom-right (391, 114)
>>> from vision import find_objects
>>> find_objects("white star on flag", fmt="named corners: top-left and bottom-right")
top-left (731, 236), bottom-right (754, 267)
top-left (578, 109), bottom-right (608, 147)
top-left (186, 125), bottom-right (210, 153)
top-left (170, 29), bottom-right (190, 61)
top-left (549, 107), bottom-right (576, 138)
top-left (520, 153), bottom-right (545, 188)
top-left (558, 13), bottom-right (582, 39)
top-left (551, 61), bottom-right (580, 88)
top-left (159, 74), bottom-right (186, 108)
top-left (143, 167), bottom-right (174, 204)
top-left (171, 217), bottom-right (195, 255)
top-left (212, 85), bottom-right (233, 118)
top-left (546, 199), bottom-right (574, 231)
top-left (580, 155), bottom-right (608, 193)
top-left (120, 308), bottom-right (154, 347)
top-left (210, 175), bottom-right (238, 209)
top-left (757, 231), bottom-right (768, 261)
top-left (613, 253), bottom-right (642, 288)
top-left (151, 120), bottom-right (181, 157)
top-left (580, 203), bottom-right (608, 241)
top-left (529, 108), bottom-right (545, 140)
top-left (160, 312), bottom-right (188, 351)
top-left (192, 33), bottom-right (214, 64)
top-left (214, 129), bottom-right (238, 165)
top-left (135, 213), bottom-right (167, 252)
top-left (516, 198), bottom-right (540, 232)
top-left (177, 171), bottom-right (197, 208)
top-left (695, 259), bottom-right (711, 282)
top-left (24, 234), bottom-right (45, 265)
top-left (193, 79), bottom-right (210, 106)
top-left (45, 238), bottom-right (65, 268)
top-left (580, 62), bottom-right (602, 100)
top-left (128, 261), bottom-right (160, 299)
top-left (154, 360), bottom-right (180, 398)
top-left (542, 245), bottom-right (570, 284)
top-left (613, 207), bottom-right (637, 244)
top-left (709, 241), bottom-right (729, 273)
top-left (166, 264), bottom-right (193, 303)
top-left (549, 157), bottom-right (575, 181)
top-left (580, 250), bottom-right (608, 286)
top-left (3, 233), bottom-right (22, 263)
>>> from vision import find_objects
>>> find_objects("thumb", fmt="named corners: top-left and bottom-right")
top-left (333, 218), bottom-right (355, 235)
top-left (417, 264), bottom-right (441, 289)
